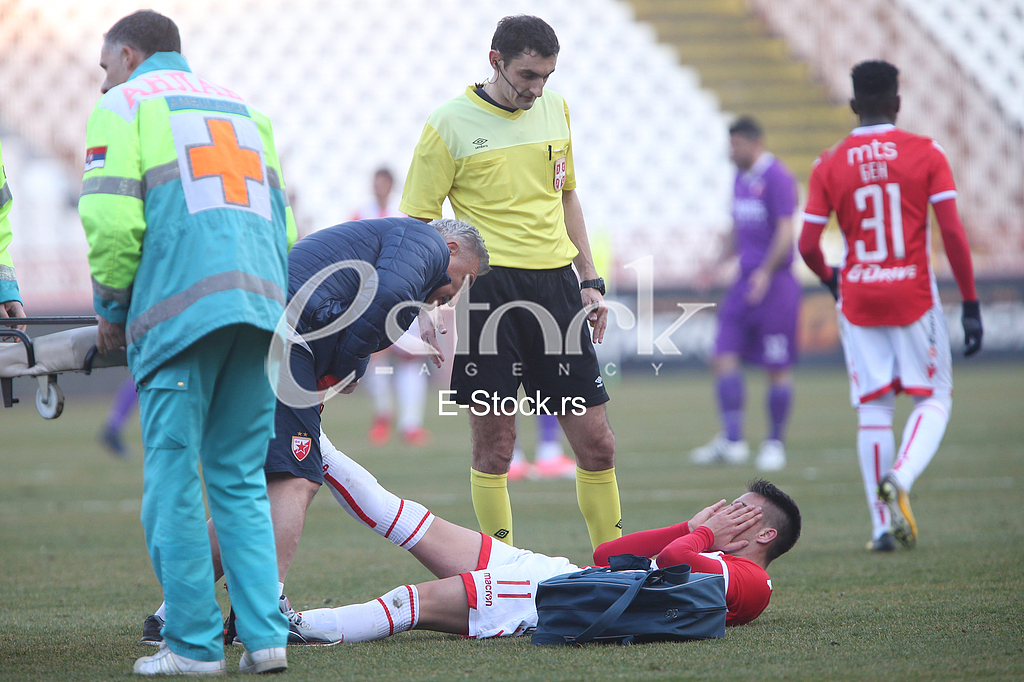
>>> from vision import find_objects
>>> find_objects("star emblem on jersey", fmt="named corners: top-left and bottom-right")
top-left (291, 436), bottom-right (312, 462)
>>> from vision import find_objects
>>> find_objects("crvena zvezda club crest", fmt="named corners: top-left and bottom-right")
top-left (291, 436), bottom-right (312, 461)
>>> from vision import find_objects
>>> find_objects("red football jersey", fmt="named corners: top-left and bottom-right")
top-left (803, 125), bottom-right (957, 326)
top-left (593, 523), bottom-right (773, 626)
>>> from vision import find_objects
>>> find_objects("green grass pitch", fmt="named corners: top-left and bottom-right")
top-left (1, 364), bottom-right (1022, 681)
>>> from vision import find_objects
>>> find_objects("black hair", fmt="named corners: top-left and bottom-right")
top-left (729, 116), bottom-right (763, 140)
top-left (491, 15), bottom-right (559, 61)
top-left (748, 479), bottom-right (801, 564)
top-left (104, 10), bottom-right (181, 57)
top-left (851, 60), bottom-right (899, 115)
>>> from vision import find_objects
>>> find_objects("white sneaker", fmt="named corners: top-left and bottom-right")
top-left (690, 434), bottom-right (749, 465)
top-left (280, 595), bottom-right (343, 646)
top-left (239, 647), bottom-right (288, 674)
top-left (756, 439), bottom-right (786, 472)
top-left (133, 643), bottom-right (225, 676)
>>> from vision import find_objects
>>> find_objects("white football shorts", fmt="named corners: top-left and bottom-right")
top-left (460, 535), bottom-right (580, 639)
top-left (839, 299), bottom-right (952, 406)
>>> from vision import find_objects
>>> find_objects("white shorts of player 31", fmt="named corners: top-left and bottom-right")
top-left (839, 299), bottom-right (952, 407)
top-left (461, 536), bottom-right (579, 639)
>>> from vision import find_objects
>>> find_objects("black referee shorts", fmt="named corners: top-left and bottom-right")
top-left (450, 265), bottom-right (609, 414)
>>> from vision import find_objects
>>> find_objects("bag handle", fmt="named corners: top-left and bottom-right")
top-left (568, 572), bottom-right (647, 645)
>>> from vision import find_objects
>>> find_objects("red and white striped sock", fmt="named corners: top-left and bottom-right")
top-left (858, 396), bottom-right (895, 539)
top-left (320, 431), bottom-right (434, 548)
top-left (297, 585), bottom-right (419, 642)
top-left (891, 394), bottom-right (951, 492)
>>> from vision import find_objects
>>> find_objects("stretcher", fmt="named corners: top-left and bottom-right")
top-left (0, 318), bottom-right (127, 419)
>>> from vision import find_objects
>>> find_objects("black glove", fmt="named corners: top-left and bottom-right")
top-left (823, 268), bottom-right (839, 301)
top-left (961, 300), bottom-right (983, 357)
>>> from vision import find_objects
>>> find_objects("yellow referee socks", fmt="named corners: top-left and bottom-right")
top-left (576, 466), bottom-right (622, 550)
top-left (470, 468), bottom-right (514, 546)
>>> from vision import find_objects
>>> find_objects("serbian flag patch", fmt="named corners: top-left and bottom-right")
top-left (84, 146), bottom-right (107, 171)
top-left (291, 436), bottom-right (312, 462)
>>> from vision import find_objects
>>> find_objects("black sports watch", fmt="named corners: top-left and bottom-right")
top-left (579, 277), bottom-right (605, 296)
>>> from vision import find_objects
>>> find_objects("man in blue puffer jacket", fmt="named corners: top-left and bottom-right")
top-left (287, 217), bottom-right (476, 384)
top-left (167, 216), bottom-right (488, 647)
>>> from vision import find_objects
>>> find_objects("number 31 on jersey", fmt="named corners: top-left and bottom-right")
top-left (854, 182), bottom-right (905, 262)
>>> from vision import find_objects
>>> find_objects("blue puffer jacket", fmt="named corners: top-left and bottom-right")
top-left (287, 217), bottom-right (451, 381)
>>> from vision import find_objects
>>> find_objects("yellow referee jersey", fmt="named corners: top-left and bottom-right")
top-left (400, 85), bottom-right (578, 269)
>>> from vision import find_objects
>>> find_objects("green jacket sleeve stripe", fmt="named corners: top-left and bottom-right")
top-left (126, 270), bottom-right (285, 346)
top-left (81, 176), bottom-right (144, 199)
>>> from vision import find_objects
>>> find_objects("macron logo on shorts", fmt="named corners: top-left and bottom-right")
top-left (291, 435), bottom-right (312, 462)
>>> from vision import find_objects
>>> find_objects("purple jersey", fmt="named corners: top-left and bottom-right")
top-left (732, 153), bottom-right (797, 275)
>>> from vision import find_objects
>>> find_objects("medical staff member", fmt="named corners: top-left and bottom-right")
top-left (0, 139), bottom-right (26, 324)
top-left (79, 10), bottom-right (293, 676)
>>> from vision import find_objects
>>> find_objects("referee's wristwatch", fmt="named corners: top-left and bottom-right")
top-left (579, 277), bottom-right (606, 296)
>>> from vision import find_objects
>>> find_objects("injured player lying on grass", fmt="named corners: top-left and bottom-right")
top-left (300, 433), bottom-right (801, 641)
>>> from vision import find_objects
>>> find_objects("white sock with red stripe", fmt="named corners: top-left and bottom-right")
top-left (891, 394), bottom-right (951, 492)
top-left (320, 431), bottom-right (434, 549)
top-left (296, 585), bottom-right (419, 642)
top-left (858, 395), bottom-right (895, 539)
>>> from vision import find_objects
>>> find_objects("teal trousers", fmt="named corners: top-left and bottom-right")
top-left (137, 324), bottom-right (287, 660)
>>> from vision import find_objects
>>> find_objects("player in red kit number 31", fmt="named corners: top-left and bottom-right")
top-left (799, 60), bottom-right (983, 552)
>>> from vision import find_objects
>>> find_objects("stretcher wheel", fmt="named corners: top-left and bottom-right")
top-left (36, 376), bottom-right (64, 419)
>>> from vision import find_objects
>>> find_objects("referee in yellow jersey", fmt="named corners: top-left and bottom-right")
top-left (401, 15), bottom-right (620, 551)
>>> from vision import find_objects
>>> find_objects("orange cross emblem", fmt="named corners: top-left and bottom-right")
top-left (188, 118), bottom-right (263, 206)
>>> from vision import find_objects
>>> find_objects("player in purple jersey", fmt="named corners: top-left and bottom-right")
top-left (691, 117), bottom-right (801, 472)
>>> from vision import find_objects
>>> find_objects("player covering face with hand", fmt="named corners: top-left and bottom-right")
top-left (296, 433), bottom-right (800, 641)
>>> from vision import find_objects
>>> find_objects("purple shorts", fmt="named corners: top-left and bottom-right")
top-left (715, 270), bottom-right (801, 368)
